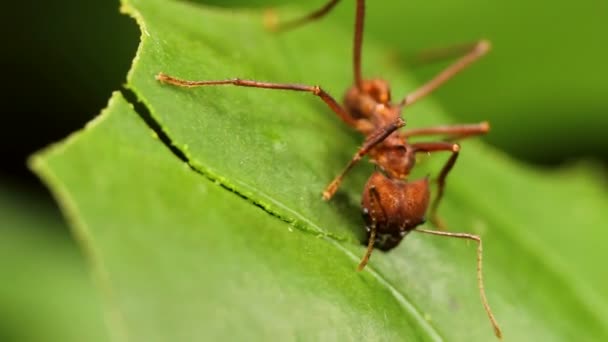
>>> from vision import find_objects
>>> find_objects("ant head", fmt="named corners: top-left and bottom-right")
top-left (361, 79), bottom-right (391, 104)
top-left (362, 172), bottom-right (430, 237)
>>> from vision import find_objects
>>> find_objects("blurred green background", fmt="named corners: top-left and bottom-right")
top-left (2, 0), bottom-right (606, 340)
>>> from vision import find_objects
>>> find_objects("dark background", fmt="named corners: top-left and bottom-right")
top-left (2, 0), bottom-right (139, 195)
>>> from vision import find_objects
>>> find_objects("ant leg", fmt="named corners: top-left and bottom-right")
top-left (399, 40), bottom-right (491, 107)
top-left (404, 121), bottom-right (489, 141)
top-left (408, 41), bottom-right (490, 67)
top-left (357, 186), bottom-right (381, 271)
top-left (267, 0), bottom-right (342, 32)
top-left (408, 125), bottom-right (486, 228)
top-left (156, 73), bottom-right (357, 127)
top-left (323, 117), bottom-right (406, 200)
top-left (411, 142), bottom-right (459, 229)
top-left (414, 228), bottom-right (502, 339)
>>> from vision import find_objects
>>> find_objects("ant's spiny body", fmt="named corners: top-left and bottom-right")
top-left (157, 0), bottom-right (501, 338)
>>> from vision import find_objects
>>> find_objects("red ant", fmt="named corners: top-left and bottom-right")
top-left (156, 0), bottom-right (501, 338)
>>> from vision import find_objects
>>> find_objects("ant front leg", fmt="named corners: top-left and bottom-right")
top-left (414, 228), bottom-right (502, 339)
top-left (410, 142), bottom-right (460, 229)
top-left (323, 117), bottom-right (406, 200)
top-left (357, 185), bottom-right (382, 271)
top-left (156, 73), bottom-right (357, 127)
top-left (400, 40), bottom-right (491, 107)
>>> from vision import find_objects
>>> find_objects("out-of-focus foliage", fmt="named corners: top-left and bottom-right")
top-left (0, 185), bottom-right (107, 342)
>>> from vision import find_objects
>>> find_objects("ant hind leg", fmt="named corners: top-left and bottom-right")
top-left (156, 73), bottom-right (358, 127)
top-left (414, 228), bottom-right (502, 339)
top-left (266, 0), bottom-right (343, 32)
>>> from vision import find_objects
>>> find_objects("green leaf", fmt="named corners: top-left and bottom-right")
top-left (30, 0), bottom-right (608, 341)
top-left (31, 93), bottom-right (438, 341)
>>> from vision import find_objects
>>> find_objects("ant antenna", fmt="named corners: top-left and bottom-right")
top-left (414, 228), bottom-right (503, 339)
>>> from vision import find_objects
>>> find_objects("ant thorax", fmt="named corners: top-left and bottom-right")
top-left (369, 134), bottom-right (416, 179)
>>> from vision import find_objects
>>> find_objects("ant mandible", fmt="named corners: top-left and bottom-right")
top-left (157, 0), bottom-right (501, 338)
